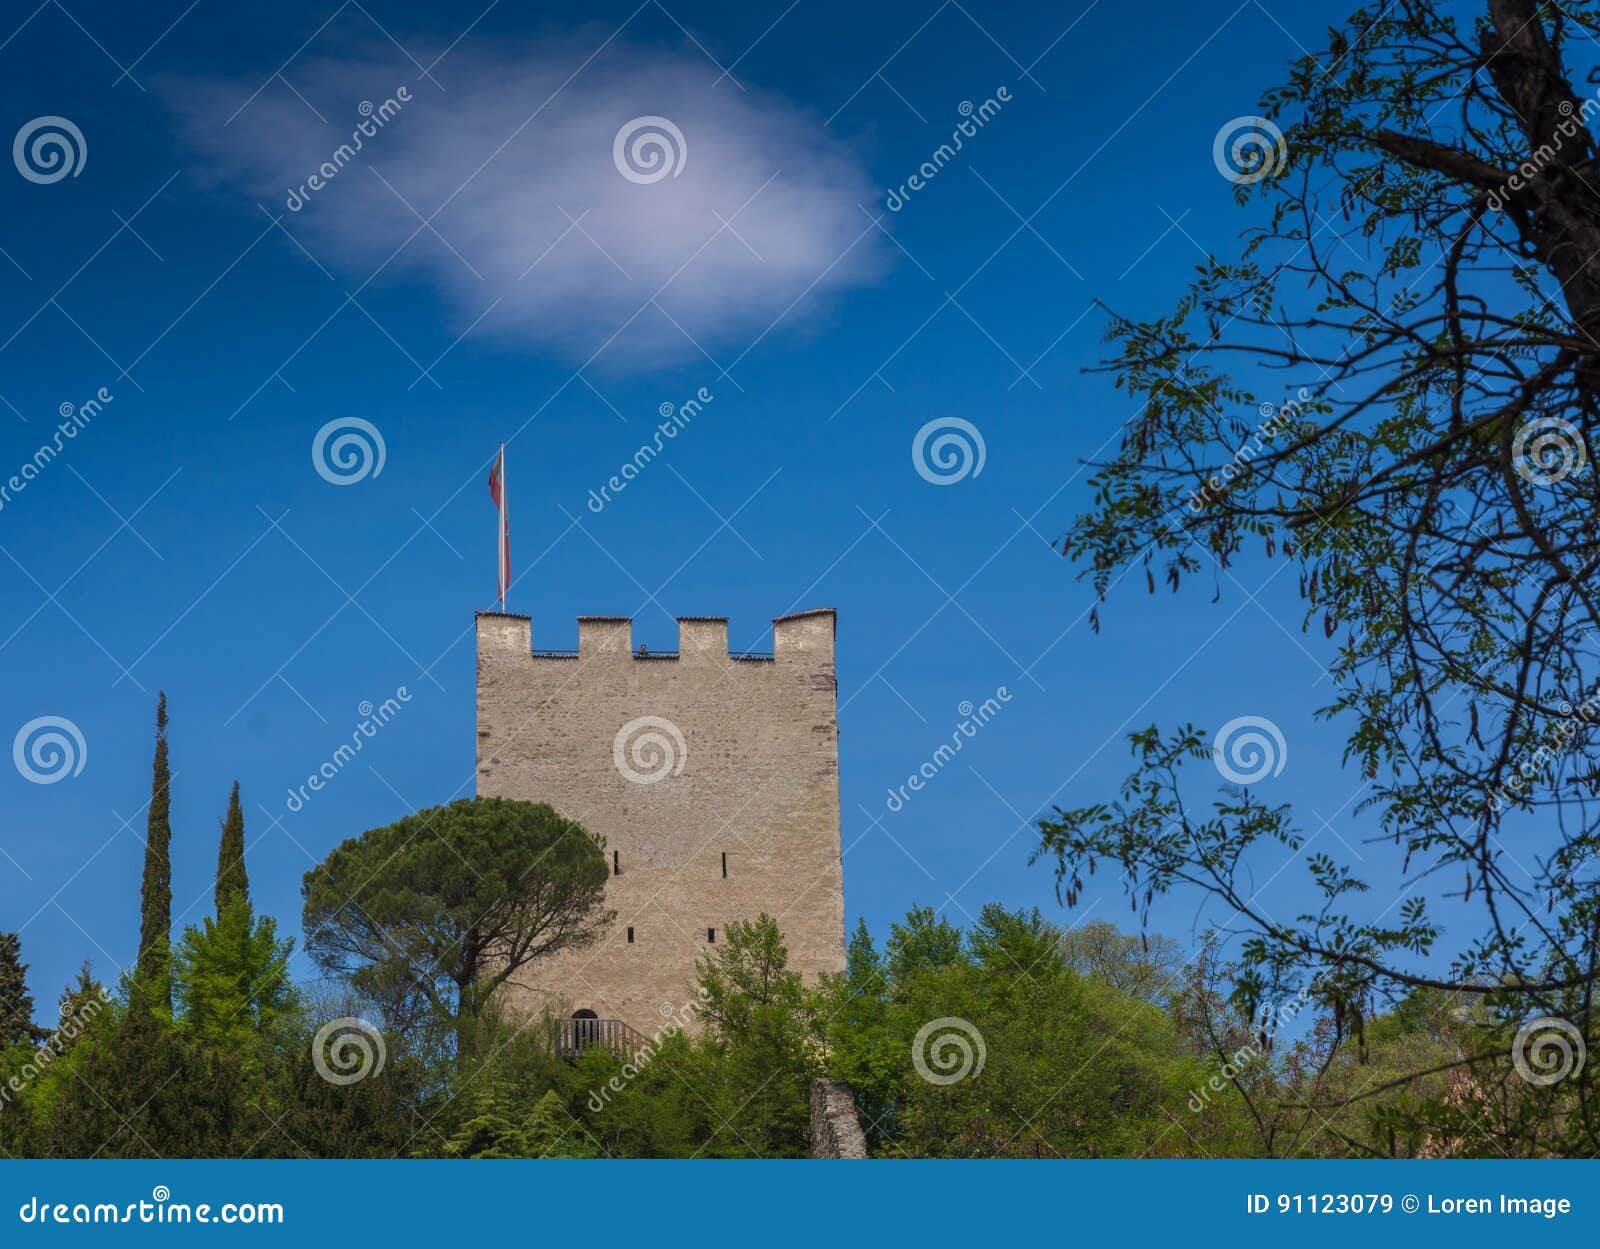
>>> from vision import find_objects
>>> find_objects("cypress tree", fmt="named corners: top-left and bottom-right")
top-left (0, 931), bottom-right (46, 1046)
top-left (137, 692), bottom-right (173, 1012)
top-left (214, 780), bottom-right (249, 914)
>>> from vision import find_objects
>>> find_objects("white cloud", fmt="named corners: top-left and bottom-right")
top-left (166, 39), bottom-right (888, 371)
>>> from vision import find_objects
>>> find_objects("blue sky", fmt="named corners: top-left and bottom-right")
top-left (0, 0), bottom-right (1415, 1007)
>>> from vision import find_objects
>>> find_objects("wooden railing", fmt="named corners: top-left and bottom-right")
top-left (554, 1017), bottom-right (649, 1060)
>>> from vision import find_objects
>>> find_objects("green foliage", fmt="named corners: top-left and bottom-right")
top-left (822, 903), bottom-right (1206, 1157)
top-left (818, 920), bottom-right (899, 1142)
top-left (301, 797), bottom-right (611, 1058)
top-left (522, 1089), bottom-right (600, 1157)
top-left (439, 1082), bottom-right (599, 1159)
top-left (173, 894), bottom-right (296, 1050)
top-left (440, 1079), bottom-right (529, 1158)
top-left (885, 904), bottom-right (962, 985)
top-left (251, 1019), bottom-right (427, 1158)
top-left (42, 1005), bottom-right (244, 1158)
top-left (689, 915), bottom-right (818, 1156)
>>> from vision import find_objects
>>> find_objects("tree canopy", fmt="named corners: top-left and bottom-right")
top-left (301, 796), bottom-right (612, 1055)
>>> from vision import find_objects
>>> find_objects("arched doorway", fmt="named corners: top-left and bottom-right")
top-left (571, 1008), bottom-right (599, 1049)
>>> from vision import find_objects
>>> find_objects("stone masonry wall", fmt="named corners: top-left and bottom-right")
top-left (475, 609), bottom-right (845, 1037)
top-left (809, 1079), bottom-right (868, 1159)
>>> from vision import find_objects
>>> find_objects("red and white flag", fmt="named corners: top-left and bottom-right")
top-left (487, 445), bottom-right (510, 608)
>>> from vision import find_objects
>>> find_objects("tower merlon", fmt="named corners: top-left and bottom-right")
top-left (475, 609), bottom-right (531, 656)
top-left (577, 616), bottom-right (632, 660)
top-left (773, 608), bottom-right (836, 666)
top-left (676, 616), bottom-right (728, 660)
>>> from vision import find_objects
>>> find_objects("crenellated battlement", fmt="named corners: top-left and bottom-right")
top-left (473, 609), bottom-right (833, 666)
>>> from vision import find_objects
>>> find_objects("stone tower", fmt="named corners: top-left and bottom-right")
top-left (474, 608), bottom-right (845, 1036)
